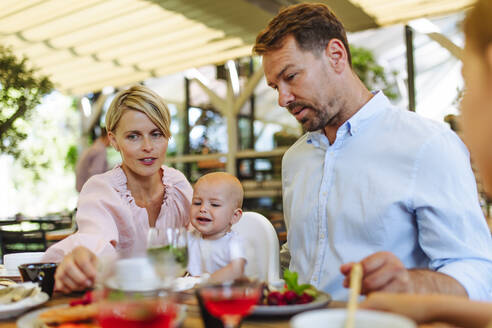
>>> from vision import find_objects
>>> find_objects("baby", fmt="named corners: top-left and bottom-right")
top-left (187, 172), bottom-right (246, 282)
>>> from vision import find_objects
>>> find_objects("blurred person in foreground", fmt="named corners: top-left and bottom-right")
top-left (362, 0), bottom-right (492, 326)
top-left (254, 3), bottom-right (492, 301)
top-left (75, 127), bottom-right (110, 192)
top-left (42, 85), bottom-right (193, 293)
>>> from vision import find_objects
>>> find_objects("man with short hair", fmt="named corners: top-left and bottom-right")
top-left (254, 3), bottom-right (492, 301)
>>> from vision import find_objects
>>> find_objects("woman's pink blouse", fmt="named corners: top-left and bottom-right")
top-left (42, 165), bottom-right (192, 262)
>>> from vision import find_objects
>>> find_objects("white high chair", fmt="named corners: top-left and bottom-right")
top-left (231, 211), bottom-right (280, 283)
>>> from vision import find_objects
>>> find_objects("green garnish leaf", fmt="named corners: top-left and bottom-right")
top-left (283, 269), bottom-right (319, 297)
top-left (284, 269), bottom-right (299, 292)
top-left (304, 287), bottom-right (319, 298)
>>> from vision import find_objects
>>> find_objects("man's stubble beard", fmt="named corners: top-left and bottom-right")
top-left (288, 100), bottom-right (332, 132)
top-left (299, 105), bottom-right (334, 132)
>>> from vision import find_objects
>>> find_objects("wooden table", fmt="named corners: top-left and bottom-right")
top-left (0, 292), bottom-right (345, 328)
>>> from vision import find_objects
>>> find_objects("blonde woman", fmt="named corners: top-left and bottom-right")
top-left (362, 1), bottom-right (492, 327)
top-left (43, 85), bottom-right (192, 293)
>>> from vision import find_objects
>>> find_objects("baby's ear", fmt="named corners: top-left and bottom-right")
top-left (231, 208), bottom-right (243, 225)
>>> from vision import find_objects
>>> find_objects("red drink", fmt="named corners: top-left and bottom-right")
top-left (198, 282), bottom-right (263, 328)
top-left (98, 300), bottom-right (176, 328)
top-left (202, 290), bottom-right (261, 318)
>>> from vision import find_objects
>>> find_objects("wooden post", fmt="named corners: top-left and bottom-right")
top-left (405, 25), bottom-right (416, 112)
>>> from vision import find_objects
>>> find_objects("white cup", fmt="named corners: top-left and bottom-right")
top-left (111, 257), bottom-right (160, 291)
top-left (3, 252), bottom-right (45, 275)
top-left (290, 309), bottom-right (416, 328)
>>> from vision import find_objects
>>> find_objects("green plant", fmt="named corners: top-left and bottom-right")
top-left (0, 45), bottom-right (54, 170)
top-left (65, 144), bottom-right (78, 171)
top-left (350, 46), bottom-right (398, 99)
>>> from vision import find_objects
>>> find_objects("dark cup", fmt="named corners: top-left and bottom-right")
top-left (18, 262), bottom-right (57, 297)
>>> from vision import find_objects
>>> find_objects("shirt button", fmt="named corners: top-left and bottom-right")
top-left (313, 277), bottom-right (318, 282)
top-left (322, 192), bottom-right (327, 197)
top-left (320, 233), bottom-right (325, 239)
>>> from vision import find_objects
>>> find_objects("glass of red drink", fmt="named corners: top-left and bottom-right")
top-left (197, 281), bottom-right (262, 328)
top-left (98, 294), bottom-right (177, 328)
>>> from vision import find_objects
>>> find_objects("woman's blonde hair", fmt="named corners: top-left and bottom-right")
top-left (105, 85), bottom-right (171, 138)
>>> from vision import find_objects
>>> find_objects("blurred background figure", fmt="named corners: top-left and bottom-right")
top-left (75, 128), bottom-right (110, 192)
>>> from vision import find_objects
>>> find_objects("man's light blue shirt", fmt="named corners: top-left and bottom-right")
top-left (282, 91), bottom-right (492, 301)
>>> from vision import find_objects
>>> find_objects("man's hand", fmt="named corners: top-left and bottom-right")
top-left (341, 251), bottom-right (467, 296)
top-left (340, 251), bottom-right (413, 294)
top-left (54, 246), bottom-right (98, 294)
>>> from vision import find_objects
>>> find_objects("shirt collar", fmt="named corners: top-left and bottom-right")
top-left (307, 91), bottom-right (390, 148)
top-left (346, 90), bottom-right (389, 135)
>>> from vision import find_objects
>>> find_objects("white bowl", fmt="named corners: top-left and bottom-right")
top-left (291, 309), bottom-right (416, 328)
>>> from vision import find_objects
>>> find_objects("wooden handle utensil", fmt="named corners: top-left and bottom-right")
top-left (344, 262), bottom-right (363, 328)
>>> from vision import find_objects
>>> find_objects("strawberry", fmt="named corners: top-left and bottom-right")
top-left (82, 291), bottom-right (93, 304)
top-left (296, 292), bottom-right (314, 304)
top-left (69, 291), bottom-right (93, 307)
top-left (267, 291), bottom-right (287, 306)
top-left (69, 299), bottom-right (84, 306)
top-left (265, 270), bottom-right (319, 307)
top-left (283, 290), bottom-right (298, 304)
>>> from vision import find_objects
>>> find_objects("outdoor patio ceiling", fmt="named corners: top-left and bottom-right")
top-left (0, 0), bottom-right (474, 96)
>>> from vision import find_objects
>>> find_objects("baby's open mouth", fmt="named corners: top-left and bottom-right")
top-left (197, 217), bottom-right (212, 223)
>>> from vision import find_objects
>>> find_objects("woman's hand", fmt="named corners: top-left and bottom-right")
top-left (54, 246), bottom-right (98, 294)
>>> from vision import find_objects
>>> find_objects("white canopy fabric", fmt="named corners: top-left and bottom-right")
top-left (146, 10), bottom-right (466, 130)
top-left (0, 0), bottom-right (473, 95)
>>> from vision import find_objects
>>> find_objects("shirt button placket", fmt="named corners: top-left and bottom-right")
top-left (313, 147), bottom-right (334, 286)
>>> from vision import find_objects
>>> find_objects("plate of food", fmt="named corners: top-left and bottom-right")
top-left (0, 282), bottom-right (48, 319)
top-left (17, 304), bottom-right (97, 328)
top-left (17, 291), bottom-right (188, 328)
top-left (0, 269), bottom-right (20, 277)
top-left (252, 270), bottom-right (331, 317)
